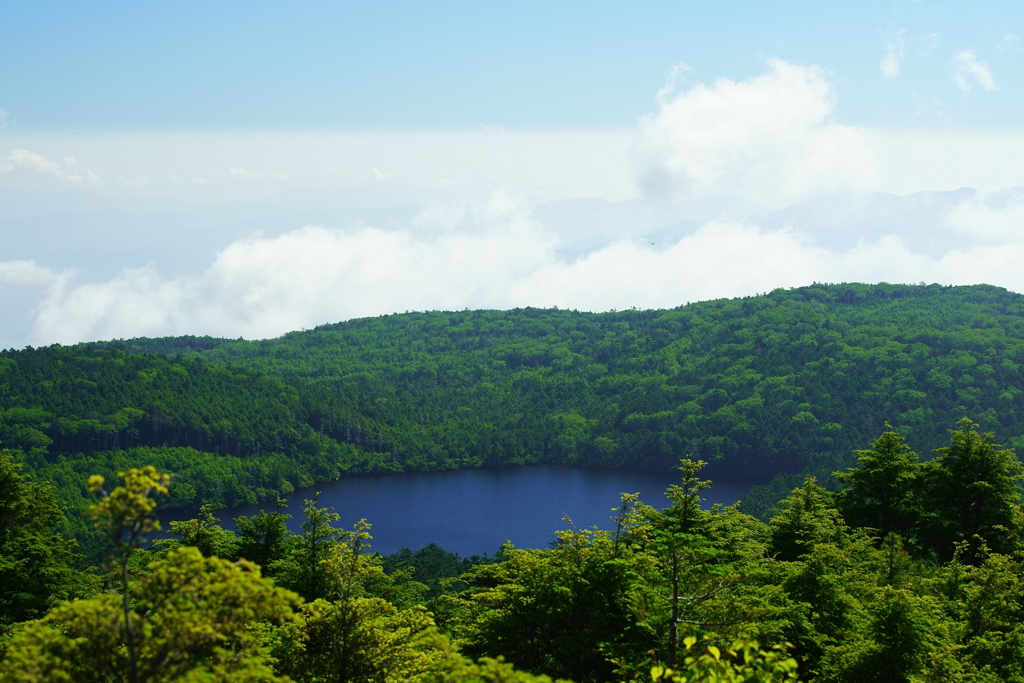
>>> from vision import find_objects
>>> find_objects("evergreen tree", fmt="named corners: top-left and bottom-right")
top-left (454, 530), bottom-right (650, 683)
top-left (817, 587), bottom-right (945, 683)
top-left (834, 425), bottom-right (921, 540)
top-left (274, 494), bottom-right (341, 602)
top-left (0, 450), bottom-right (96, 632)
top-left (769, 477), bottom-right (847, 562)
top-left (234, 500), bottom-right (292, 571)
top-left (276, 519), bottom-right (440, 682)
top-left (161, 504), bottom-right (238, 559)
top-left (921, 418), bottom-right (1024, 561)
top-left (918, 543), bottom-right (1024, 681)
top-left (663, 459), bottom-right (712, 534)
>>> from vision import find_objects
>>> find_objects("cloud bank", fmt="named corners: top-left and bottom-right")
top-left (24, 188), bottom-right (1024, 346)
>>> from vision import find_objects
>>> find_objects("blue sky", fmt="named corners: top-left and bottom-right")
top-left (3, 1), bottom-right (1021, 130)
top-left (3, 1), bottom-right (1024, 348)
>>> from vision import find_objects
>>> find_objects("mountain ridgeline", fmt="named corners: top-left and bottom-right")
top-left (6, 282), bottom-right (1024, 521)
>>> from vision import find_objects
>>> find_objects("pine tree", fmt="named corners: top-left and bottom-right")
top-left (921, 419), bottom-right (1024, 562)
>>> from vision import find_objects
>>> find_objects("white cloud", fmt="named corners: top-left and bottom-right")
top-left (0, 150), bottom-right (100, 183)
top-left (632, 58), bottom-right (876, 207)
top-left (0, 260), bottom-right (57, 285)
top-left (28, 204), bottom-right (1024, 346)
top-left (230, 167), bottom-right (261, 179)
top-left (997, 34), bottom-right (1019, 52)
top-left (952, 49), bottom-right (997, 93)
top-left (945, 193), bottom-right (1024, 240)
top-left (881, 30), bottom-right (906, 79)
top-left (655, 62), bottom-right (694, 103)
top-left (30, 213), bottom-right (552, 342)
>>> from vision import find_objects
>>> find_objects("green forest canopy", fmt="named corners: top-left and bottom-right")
top-left (5, 418), bottom-right (1024, 682)
top-left (5, 282), bottom-right (1024, 527)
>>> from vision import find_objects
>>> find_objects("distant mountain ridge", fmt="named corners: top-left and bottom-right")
top-left (531, 186), bottom-right (1024, 259)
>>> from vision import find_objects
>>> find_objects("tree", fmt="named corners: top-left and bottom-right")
top-left (921, 419), bottom-right (1024, 561)
top-left (833, 425), bottom-right (921, 540)
top-left (381, 543), bottom-right (497, 599)
top-left (650, 635), bottom-right (799, 683)
top-left (161, 504), bottom-right (238, 559)
top-left (769, 479), bottom-right (875, 679)
top-left (664, 459), bottom-right (712, 535)
top-left (87, 466), bottom-right (171, 683)
top-left (769, 477), bottom-right (847, 562)
top-left (0, 547), bottom-right (299, 682)
top-left (645, 529), bottom-right (736, 669)
top-left (277, 520), bottom-right (438, 683)
top-left (454, 530), bottom-right (651, 683)
top-left (416, 631), bottom-right (569, 682)
top-left (235, 499), bottom-right (292, 571)
top-left (273, 494), bottom-right (341, 602)
top-left (642, 461), bottom-right (742, 669)
top-left (916, 543), bottom-right (1024, 681)
top-left (0, 450), bottom-right (96, 632)
top-left (281, 597), bottom-right (437, 683)
top-left (817, 587), bottom-right (944, 683)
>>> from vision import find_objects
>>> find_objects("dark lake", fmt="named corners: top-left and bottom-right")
top-left (166, 465), bottom-right (759, 557)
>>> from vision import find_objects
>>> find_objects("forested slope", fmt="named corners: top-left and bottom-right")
top-left (100, 282), bottom-right (1024, 480)
top-left (8, 282), bottom-right (1024, 527)
top-left (0, 346), bottom-right (392, 529)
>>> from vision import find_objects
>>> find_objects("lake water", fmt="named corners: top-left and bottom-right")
top-left (169, 465), bottom-right (758, 557)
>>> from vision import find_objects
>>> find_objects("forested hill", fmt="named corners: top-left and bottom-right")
top-left (0, 346), bottom-right (384, 521)
top-left (78, 283), bottom-right (1024, 491)
top-left (7, 288), bottom-right (1024, 680)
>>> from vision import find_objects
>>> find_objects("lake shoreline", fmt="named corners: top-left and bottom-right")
top-left (159, 463), bottom-right (767, 556)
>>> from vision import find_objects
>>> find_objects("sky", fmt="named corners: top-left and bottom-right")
top-left (2, 1), bottom-right (1024, 347)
